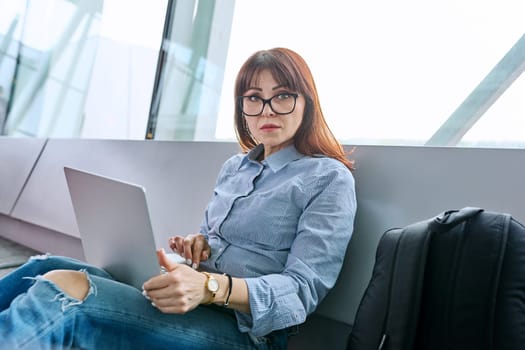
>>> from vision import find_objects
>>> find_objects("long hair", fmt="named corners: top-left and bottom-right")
top-left (233, 48), bottom-right (354, 170)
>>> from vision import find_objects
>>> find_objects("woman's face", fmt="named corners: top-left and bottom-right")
top-left (242, 69), bottom-right (305, 158)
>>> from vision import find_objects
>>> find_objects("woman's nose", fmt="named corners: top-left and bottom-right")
top-left (261, 101), bottom-right (276, 117)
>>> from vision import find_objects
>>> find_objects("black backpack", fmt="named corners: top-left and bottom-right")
top-left (347, 207), bottom-right (525, 350)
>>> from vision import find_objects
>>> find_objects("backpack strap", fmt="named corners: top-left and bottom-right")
top-left (381, 207), bottom-right (485, 350)
top-left (380, 219), bottom-right (433, 349)
top-left (487, 213), bottom-right (510, 349)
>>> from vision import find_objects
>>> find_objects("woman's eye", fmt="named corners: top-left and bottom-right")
top-left (277, 93), bottom-right (291, 100)
top-left (248, 95), bottom-right (261, 102)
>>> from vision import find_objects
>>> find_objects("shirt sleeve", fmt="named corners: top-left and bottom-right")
top-left (235, 165), bottom-right (357, 336)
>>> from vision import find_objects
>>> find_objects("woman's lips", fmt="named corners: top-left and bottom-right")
top-left (260, 123), bottom-right (280, 131)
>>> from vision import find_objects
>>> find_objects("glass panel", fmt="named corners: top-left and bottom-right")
top-left (2, 0), bottom-right (524, 148)
top-left (0, 0), bottom-right (25, 133)
top-left (147, 0), bottom-right (235, 141)
top-left (209, 0), bottom-right (525, 147)
top-left (4, 0), bottom-right (101, 137)
top-left (0, 0), bottom-right (167, 139)
top-left (460, 58), bottom-right (525, 148)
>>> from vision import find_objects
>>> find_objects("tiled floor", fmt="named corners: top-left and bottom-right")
top-left (0, 236), bottom-right (39, 277)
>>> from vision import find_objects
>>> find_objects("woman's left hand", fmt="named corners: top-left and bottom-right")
top-left (169, 233), bottom-right (210, 270)
top-left (142, 249), bottom-right (209, 314)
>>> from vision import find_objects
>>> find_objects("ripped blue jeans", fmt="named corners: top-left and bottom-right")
top-left (0, 255), bottom-right (288, 349)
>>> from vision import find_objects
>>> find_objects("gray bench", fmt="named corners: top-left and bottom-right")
top-left (1, 137), bottom-right (524, 349)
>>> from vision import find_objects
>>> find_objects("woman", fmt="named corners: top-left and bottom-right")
top-left (0, 48), bottom-right (356, 349)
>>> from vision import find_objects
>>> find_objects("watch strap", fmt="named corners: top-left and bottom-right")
top-left (223, 273), bottom-right (233, 307)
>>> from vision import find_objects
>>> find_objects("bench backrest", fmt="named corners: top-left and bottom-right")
top-left (1, 138), bottom-right (525, 326)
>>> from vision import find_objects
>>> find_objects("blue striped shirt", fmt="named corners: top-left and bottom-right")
top-left (199, 144), bottom-right (356, 336)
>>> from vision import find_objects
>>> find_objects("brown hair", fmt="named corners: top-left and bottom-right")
top-left (234, 48), bottom-right (354, 170)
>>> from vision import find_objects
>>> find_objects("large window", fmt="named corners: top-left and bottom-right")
top-left (0, 0), bottom-right (167, 139)
top-left (1, 0), bottom-right (524, 148)
top-left (215, 0), bottom-right (525, 147)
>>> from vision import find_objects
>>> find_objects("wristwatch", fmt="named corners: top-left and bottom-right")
top-left (202, 272), bottom-right (219, 304)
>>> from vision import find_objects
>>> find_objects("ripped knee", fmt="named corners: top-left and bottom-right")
top-left (43, 269), bottom-right (90, 300)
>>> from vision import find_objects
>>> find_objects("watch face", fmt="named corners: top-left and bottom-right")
top-left (208, 278), bottom-right (219, 292)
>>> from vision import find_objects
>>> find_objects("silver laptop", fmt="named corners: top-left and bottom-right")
top-left (64, 166), bottom-right (183, 289)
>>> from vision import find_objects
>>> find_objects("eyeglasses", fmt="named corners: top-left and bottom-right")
top-left (238, 93), bottom-right (299, 117)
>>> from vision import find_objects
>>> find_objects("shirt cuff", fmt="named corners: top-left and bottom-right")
top-left (235, 275), bottom-right (307, 337)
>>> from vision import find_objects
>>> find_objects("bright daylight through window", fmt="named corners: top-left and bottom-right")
top-left (0, 0), bottom-right (523, 148)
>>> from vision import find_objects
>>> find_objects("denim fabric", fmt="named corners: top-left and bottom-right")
top-left (0, 256), bottom-right (288, 349)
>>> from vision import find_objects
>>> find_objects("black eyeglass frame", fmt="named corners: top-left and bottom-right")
top-left (237, 93), bottom-right (299, 117)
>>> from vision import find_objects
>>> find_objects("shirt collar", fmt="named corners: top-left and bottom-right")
top-left (241, 144), bottom-right (304, 172)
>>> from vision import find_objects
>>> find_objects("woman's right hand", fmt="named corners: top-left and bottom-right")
top-left (169, 234), bottom-right (210, 269)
